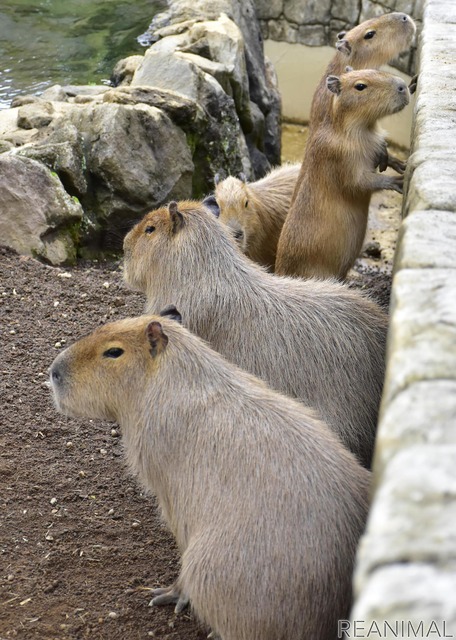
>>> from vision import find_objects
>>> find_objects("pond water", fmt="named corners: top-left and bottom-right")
top-left (0, 0), bottom-right (164, 109)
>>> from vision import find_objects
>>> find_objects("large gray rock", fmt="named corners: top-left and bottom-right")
top-left (0, 155), bottom-right (82, 265)
top-left (138, 0), bottom-right (282, 171)
top-left (9, 100), bottom-right (194, 253)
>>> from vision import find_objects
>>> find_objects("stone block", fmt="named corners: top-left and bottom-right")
top-left (382, 269), bottom-right (456, 404)
top-left (355, 445), bottom-right (456, 587)
top-left (352, 564), bottom-right (456, 634)
top-left (406, 155), bottom-right (456, 214)
top-left (283, 0), bottom-right (331, 26)
top-left (395, 210), bottom-right (456, 270)
top-left (253, 0), bottom-right (283, 21)
top-left (374, 380), bottom-right (456, 476)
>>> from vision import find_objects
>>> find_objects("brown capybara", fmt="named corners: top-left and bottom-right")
top-left (210, 163), bottom-right (301, 270)
top-left (311, 11), bottom-right (415, 173)
top-left (275, 69), bottom-right (410, 281)
top-left (50, 313), bottom-right (371, 640)
top-left (123, 200), bottom-right (388, 468)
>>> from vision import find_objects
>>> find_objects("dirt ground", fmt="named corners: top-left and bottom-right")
top-left (0, 246), bottom-right (392, 640)
top-left (0, 124), bottom-right (402, 639)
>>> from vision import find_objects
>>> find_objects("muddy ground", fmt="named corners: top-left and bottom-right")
top-left (0, 127), bottom-right (403, 639)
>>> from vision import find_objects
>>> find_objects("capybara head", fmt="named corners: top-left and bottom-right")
top-left (123, 200), bottom-right (239, 294)
top-left (336, 12), bottom-right (416, 66)
top-left (326, 68), bottom-right (410, 125)
top-left (213, 175), bottom-right (251, 252)
top-left (50, 314), bottom-right (182, 422)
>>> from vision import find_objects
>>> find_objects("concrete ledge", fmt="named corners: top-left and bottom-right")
top-left (352, 0), bottom-right (456, 632)
top-left (355, 446), bottom-right (456, 587)
top-left (395, 210), bottom-right (456, 270)
top-left (352, 565), bottom-right (456, 636)
top-left (374, 380), bottom-right (456, 477)
top-left (381, 268), bottom-right (456, 405)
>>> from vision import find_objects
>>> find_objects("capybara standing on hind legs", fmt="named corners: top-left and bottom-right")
top-left (50, 313), bottom-right (371, 640)
top-left (123, 200), bottom-right (388, 468)
top-left (210, 163), bottom-right (301, 270)
top-left (310, 11), bottom-right (415, 175)
top-left (275, 69), bottom-right (410, 281)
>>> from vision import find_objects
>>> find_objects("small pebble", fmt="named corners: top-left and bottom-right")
top-left (9, 329), bottom-right (16, 334)
top-left (54, 341), bottom-right (62, 348)
top-left (100, 448), bottom-right (107, 455)
top-left (7, 574), bottom-right (14, 582)
top-left (108, 508), bottom-right (114, 515)
top-left (57, 272), bottom-right (72, 278)
top-left (110, 428), bottom-right (119, 437)
top-left (103, 282), bottom-right (110, 289)
top-left (53, 301), bottom-right (60, 307)
top-left (45, 533), bottom-right (54, 541)
top-left (107, 611), bottom-right (118, 619)
top-left (66, 441), bottom-right (74, 449)
top-left (50, 497), bottom-right (57, 506)
top-left (132, 521), bottom-right (140, 529)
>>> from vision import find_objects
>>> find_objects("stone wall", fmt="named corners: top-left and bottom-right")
top-left (255, 0), bottom-right (424, 74)
top-left (350, 0), bottom-right (456, 634)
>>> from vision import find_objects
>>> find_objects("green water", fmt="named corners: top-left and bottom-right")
top-left (0, 0), bottom-right (164, 108)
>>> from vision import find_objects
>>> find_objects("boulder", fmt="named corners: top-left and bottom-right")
top-left (0, 155), bottom-right (82, 265)
top-left (138, 0), bottom-right (282, 171)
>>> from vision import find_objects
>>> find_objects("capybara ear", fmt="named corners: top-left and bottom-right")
top-left (202, 194), bottom-right (220, 218)
top-left (146, 321), bottom-right (169, 358)
top-left (214, 172), bottom-right (221, 186)
top-left (168, 201), bottom-right (185, 234)
top-left (326, 75), bottom-right (342, 95)
top-left (337, 30), bottom-right (346, 40)
top-left (335, 39), bottom-right (351, 55)
top-left (159, 304), bottom-right (183, 324)
top-left (238, 172), bottom-right (247, 183)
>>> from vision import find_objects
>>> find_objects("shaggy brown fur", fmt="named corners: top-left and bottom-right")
top-left (275, 69), bottom-right (410, 280)
top-left (214, 164), bottom-right (301, 270)
top-left (123, 200), bottom-right (388, 468)
top-left (50, 314), bottom-right (370, 640)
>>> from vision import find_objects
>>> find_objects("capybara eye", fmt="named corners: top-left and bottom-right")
top-left (355, 83), bottom-right (367, 91)
top-left (364, 30), bottom-right (376, 39)
top-left (103, 347), bottom-right (124, 358)
top-left (245, 200), bottom-right (249, 208)
top-left (145, 225), bottom-right (156, 234)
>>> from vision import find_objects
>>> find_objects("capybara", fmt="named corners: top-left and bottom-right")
top-left (50, 313), bottom-right (371, 640)
top-left (123, 200), bottom-right (388, 468)
top-left (210, 163), bottom-right (301, 270)
top-left (275, 69), bottom-right (410, 281)
top-left (311, 11), bottom-right (415, 172)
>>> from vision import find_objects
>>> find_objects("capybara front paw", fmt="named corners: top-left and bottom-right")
top-left (149, 584), bottom-right (189, 613)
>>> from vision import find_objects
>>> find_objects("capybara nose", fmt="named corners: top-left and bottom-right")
top-left (51, 364), bottom-right (63, 385)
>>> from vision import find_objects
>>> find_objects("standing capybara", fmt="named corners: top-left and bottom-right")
top-left (123, 200), bottom-right (388, 468)
top-left (50, 313), bottom-right (371, 640)
top-left (210, 164), bottom-right (301, 270)
top-left (275, 69), bottom-right (410, 281)
top-left (310, 12), bottom-right (415, 133)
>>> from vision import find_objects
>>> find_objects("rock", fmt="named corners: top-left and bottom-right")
top-left (63, 101), bottom-right (194, 250)
top-left (40, 85), bottom-right (69, 102)
top-left (0, 155), bottom-right (82, 265)
top-left (138, 0), bottom-right (282, 171)
top-left (17, 102), bottom-right (54, 130)
top-left (131, 50), bottom-right (248, 185)
top-left (17, 118), bottom-right (88, 197)
top-left (110, 55), bottom-right (144, 87)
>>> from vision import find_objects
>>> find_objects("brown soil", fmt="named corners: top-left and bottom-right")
top-left (0, 243), bottom-right (391, 640)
